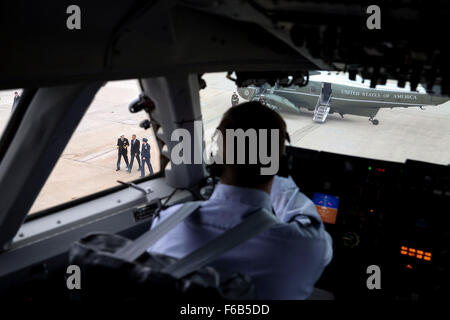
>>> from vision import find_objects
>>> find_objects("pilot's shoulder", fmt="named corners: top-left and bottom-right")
top-left (267, 200), bottom-right (329, 242)
top-left (271, 181), bottom-right (324, 230)
top-left (268, 219), bottom-right (329, 241)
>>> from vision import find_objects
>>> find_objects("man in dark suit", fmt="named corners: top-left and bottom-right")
top-left (12, 92), bottom-right (20, 112)
top-left (116, 134), bottom-right (130, 171)
top-left (128, 134), bottom-right (141, 173)
top-left (231, 91), bottom-right (239, 106)
top-left (140, 138), bottom-right (153, 177)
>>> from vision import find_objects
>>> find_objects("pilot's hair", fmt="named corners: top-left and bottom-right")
top-left (216, 101), bottom-right (287, 187)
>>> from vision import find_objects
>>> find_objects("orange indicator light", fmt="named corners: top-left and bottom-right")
top-left (406, 264), bottom-right (413, 269)
top-left (400, 246), bottom-right (432, 261)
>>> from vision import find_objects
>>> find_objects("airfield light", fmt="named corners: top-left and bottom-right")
top-left (368, 166), bottom-right (372, 171)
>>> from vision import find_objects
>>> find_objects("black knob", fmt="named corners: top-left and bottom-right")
top-left (139, 119), bottom-right (151, 129)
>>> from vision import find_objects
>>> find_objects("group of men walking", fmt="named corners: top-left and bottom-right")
top-left (116, 90), bottom-right (238, 177)
top-left (116, 134), bottom-right (153, 177)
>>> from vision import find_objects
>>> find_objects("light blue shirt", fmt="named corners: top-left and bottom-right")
top-left (148, 176), bottom-right (333, 299)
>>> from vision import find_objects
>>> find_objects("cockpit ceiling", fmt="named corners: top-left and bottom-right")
top-left (0, 2), bottom-right (315, 89)
top-left (1, 0), bottom-right (450, 94)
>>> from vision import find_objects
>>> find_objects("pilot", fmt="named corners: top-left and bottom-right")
top-left (140, 138), bottom-right (153, 177)
top-left (148, 101), bottom-right (333, 299)
top-left (128, 134), bottom-right (141, 173)
top-left (116, 134), bottom-right (130, 171)
top-left (231, 91), bottom-right (239, 106)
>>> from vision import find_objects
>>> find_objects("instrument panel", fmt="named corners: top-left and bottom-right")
top-left (286, 146), bottom-right (450, 301)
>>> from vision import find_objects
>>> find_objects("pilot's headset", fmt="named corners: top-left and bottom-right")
top-left (206, 124), bottom-right (292, 179)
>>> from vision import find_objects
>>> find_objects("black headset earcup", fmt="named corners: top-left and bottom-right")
top-left (207, 162), bottom-right (223, 178)
top-left (278, 152), bottom-right (292, 177)
top-left (207, 147), bottom-right (224, 178)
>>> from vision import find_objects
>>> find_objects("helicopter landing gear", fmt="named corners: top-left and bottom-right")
top-left (369, 117), bottom-right (379, 125)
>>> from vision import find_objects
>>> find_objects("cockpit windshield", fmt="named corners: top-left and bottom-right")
top-left (1, 72), bottom-right (448, 216)
top-left (203, 72), bottom-right (450, 166)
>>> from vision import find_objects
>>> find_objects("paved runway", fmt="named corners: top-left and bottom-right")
top-left (1, 72), bottom-right (449, 213)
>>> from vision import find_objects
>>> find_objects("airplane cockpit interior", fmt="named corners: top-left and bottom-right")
top-left (0, 0), bottom-right (449, 307)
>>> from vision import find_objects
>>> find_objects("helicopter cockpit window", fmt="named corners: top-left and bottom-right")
top-left (28, 80), bottom-right (161, 215)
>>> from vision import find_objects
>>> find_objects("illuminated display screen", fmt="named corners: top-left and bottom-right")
top-left (313, 193), bottom-right (340, 224)
top-left (400, 246), bottom-right (432, 262)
